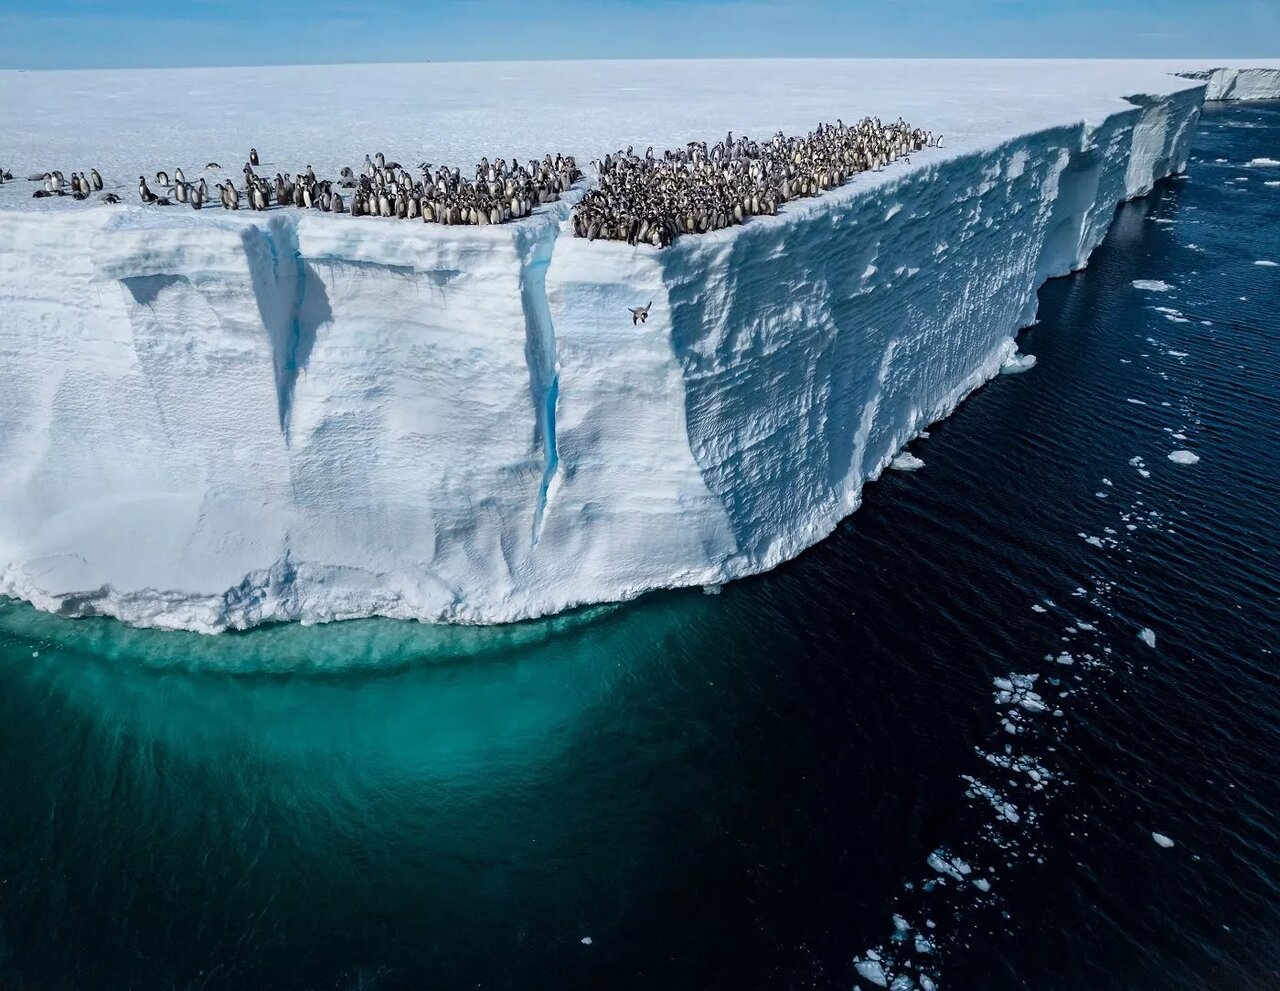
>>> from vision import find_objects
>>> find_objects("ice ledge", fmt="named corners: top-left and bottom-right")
top-left (1178, 65), bottom-right (1280, 101)
top-left (1, 64), bottom-right (1278, 632)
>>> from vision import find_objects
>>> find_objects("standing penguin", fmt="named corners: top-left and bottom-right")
top-left (90, 168), bottom-right (104, 190)
top-left (250, 148), bottom-right (260, 166)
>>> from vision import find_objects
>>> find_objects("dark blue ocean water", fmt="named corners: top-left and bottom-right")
top-left (0, 101), bottom-right (1277, 991)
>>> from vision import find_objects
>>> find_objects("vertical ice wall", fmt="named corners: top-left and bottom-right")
top-left (0, 75), bottom-right (1235, 631)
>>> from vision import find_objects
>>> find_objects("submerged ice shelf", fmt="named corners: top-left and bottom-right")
top-left (1, 59), bottom-right (1278, 632)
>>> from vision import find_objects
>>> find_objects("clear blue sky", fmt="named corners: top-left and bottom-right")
top-left (0, 0), bottom-right (1275, 70)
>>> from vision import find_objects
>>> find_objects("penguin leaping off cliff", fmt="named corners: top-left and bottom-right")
top-left (629, 301), bottom-right (652, 325)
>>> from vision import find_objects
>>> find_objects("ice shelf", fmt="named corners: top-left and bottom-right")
top-left (1, 59), bottom-right (1278, 631)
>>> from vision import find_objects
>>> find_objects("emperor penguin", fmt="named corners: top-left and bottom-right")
top-left (174, 167), bottom-right (186, 185)
top-left (628, 301), bottom-right (652, 325)
top-left (90, 168), bottom-right (103, 190)
top-left (250, 148), bottom-right (260, 166)
top-left (138, 175), bottom-right (155, 203)
top-left (156, 170), bottom-right (169, 187)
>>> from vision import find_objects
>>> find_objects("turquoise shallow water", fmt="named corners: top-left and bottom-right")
top-left (1, 101), bottom-right (1278, 991)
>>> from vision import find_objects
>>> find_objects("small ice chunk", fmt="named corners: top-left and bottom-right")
top-left (1001, 351), bottom-right (1037, 375)
top-left (1138, 628), bottom-right (1157, 648)
top-left (855, 957), bottom-right (889, 987)
top-left (1256, 260), bottom-right (1278, 267)
top-left (927, 849), bottom-right (972, 881)
top-left (1151, 832), bottom-right (1175, 848)
top-left (1247, 157), bottom-right (1280, 167)
top-left (1132, 280), bottom-right (1171, 292)
top-left (1168, 450), bottom-right (1200, 465)
top-left (891, 452), bottom-right (925, 472)
top-left (1031, 603), bottom-right (1047, 613)
top-left (581, 936), bottom-right (593, 945)
top-left (972, 878), bottom-right (992, 892)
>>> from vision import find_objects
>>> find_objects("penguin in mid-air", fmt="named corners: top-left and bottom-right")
top-left (629, 301), bottom-right (652, 325)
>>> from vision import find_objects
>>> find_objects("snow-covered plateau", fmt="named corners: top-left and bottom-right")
top-left (2, 59), bottom-right (1278, 632)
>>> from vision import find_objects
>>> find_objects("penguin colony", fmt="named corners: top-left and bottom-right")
top-left (573, 118), bottom-right (938, 247)
top-left (8, 146), bottom-right (582, 225)
top-left (4, 120), bottom-right (939, 245)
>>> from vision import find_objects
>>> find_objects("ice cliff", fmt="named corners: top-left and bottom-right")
top-left (1, 61), bottom-right (1278, 631)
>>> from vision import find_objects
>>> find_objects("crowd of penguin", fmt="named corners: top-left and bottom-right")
top-left (3, 117), bottom-right (938, 247)
top-left (572, 117), bottom-right (939, 247)
top-left (5, 146), bottom-right (583, 225)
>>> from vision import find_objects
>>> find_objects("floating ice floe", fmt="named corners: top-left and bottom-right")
top-left (1247, 157), bottom-right (1280, 167)
top-left (1138, 628), bottom-right (1157, 648)
top-left (1168, 450), bottom-right (1200, 464)
top-left (891, 452), bottom-right (926, 472)
top-left (1000, 350), bottom-right (1037, 375)
top-left (854, 952), bottom-right (888, 987)
top-left (927, 849), bottom-right (973, 882)
top-left (1151, 832), bottom-right (1176, 848)
top-left (1255, 260), bottom-right (1278, 267)
top-left (962, 775), bottom-right (1021, 823)
top-left (1266, 181), bottom-right (1280, 188)
top-left (1132, 279), bottom-right (1172, 292)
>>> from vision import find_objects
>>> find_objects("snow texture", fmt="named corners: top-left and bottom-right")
top-left (1, 60), bottom-right (1279, 632)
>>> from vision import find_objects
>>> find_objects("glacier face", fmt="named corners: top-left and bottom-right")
top-left (1, 60), bottom-right (1278, 632)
